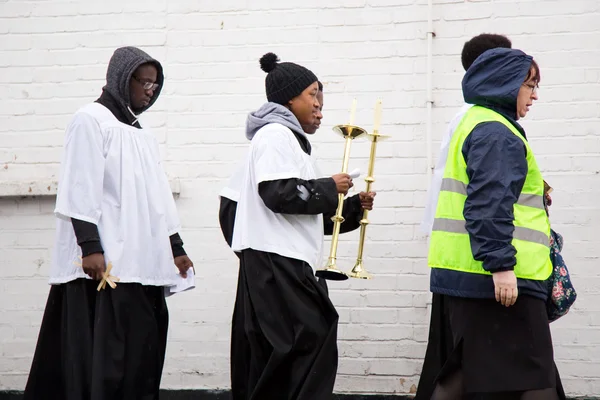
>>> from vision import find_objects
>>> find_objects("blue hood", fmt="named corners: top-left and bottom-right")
top-left (462, 48), bottom-right (533, 121)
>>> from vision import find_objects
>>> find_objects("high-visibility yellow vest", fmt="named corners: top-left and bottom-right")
top-left (428, 106), bottom-right (552, 280)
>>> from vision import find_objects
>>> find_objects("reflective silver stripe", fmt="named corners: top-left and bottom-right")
top-left (514, 226), bottom-right (550, 246)
top-left (432, 218), bottom-right (466, 233)
top-left (432, 218), bottom-right (548, 247)
top-left (440, 178), bottom-right (545, 210)
top-left (518, 193), bottom-right (545, 210)
top-left (440, 178), bottom-right (467, 195)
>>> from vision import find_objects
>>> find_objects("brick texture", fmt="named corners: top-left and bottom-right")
top-left (0, 0), bottom-right (599, 396)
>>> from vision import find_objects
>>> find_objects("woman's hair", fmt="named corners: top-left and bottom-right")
top-left (526, 59), bottom-right (541, 85)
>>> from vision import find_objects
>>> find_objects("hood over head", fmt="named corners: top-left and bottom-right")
top-left (462, 47), bottom-right (533, 120)
top-left (245, 102), bottom-right (305, 140)
top-left (103, 46), bottom-right (164, 115)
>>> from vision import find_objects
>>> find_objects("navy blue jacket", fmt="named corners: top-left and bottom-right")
top-left (430, 48), bottom-right (547, 301)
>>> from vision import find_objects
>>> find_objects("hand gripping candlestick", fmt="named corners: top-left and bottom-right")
top-left (315, 99), bottom-right (367, 281)
top-left (348, 99), bottom-right (389, 279)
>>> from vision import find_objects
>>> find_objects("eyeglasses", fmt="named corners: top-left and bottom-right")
top-left (132, 75), bottom-right (160, 91)
top-left (523, 83), bottom-right (538, 95)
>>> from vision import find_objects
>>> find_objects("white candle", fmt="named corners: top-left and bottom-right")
top-left (349, 98), bottom-right (357, 126)
top-left (373, 99), bottom-right (382, 134)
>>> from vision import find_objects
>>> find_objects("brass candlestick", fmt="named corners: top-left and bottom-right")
top-left (316, 124), bottom-right (367, 280)
top-left (348, 99), bottom-right (389, 279)
top-left (316, 99), bottom-right (367, 281)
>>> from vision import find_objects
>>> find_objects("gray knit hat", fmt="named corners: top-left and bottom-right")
top-left (260, 52), bottom-right (318, 105)
top-left (103, 46), bottom-right (164, 113)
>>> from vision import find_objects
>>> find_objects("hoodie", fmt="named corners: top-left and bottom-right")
top-left (72, 47), bottom-right (185, 259)
top-left (430, 48), bottom-right (547, 301)
top-left (462, 48), bottom-right (532, 121)
top-left (246, 102), bottom-right (312, 152)
top-left (96, 46), bottom-right (165, 128)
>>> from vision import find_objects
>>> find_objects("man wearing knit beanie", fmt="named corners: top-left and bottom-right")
top-left (220, 53), bottom-right (375, 399)
top-left (24, 46), bottom-right (193, 400)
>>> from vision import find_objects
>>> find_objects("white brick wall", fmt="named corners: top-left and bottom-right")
top-left (1, 0), bottom-right (599, 396)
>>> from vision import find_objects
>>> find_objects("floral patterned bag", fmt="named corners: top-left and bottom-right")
top-left (547, 229), bottom-right (577, 322)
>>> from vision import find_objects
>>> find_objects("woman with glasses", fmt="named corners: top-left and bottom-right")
top-left (427, 48), bottom-right (563, 399)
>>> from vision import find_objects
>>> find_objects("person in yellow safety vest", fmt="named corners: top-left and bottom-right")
top-left (416, 33), bottom-right (514, 400)
top-left (428, 48), bottom-right (562, 399)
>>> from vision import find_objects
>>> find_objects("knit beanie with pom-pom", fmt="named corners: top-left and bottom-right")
top-left (259, 52), bottom-right (318, 105)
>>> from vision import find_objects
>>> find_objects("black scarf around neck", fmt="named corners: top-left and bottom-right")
top-left (95, 90), bottom-right (141, 129)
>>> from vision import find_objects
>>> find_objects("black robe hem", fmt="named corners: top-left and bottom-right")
top-left (231, 249), bottom-right (339, 400)
top-left (24, 278), bottom-right (169, 400)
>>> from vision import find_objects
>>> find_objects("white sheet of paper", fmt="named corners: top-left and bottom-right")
top-left (164, 268), bottom-right (196, 297)
top-left (349, 168), bottom-right (360, 179)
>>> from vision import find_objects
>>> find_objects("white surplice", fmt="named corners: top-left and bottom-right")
top-left (50, 103), bottom-right (183, 287)
top-left (420, 103), bottom-right (473, 236)
top-left (231, 123), bottom-right (324, 271)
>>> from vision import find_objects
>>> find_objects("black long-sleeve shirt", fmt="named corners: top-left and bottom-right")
top-left (258, 178), bottom-right (363, 234)
top-left (71, 218), bottom-right (186, 258)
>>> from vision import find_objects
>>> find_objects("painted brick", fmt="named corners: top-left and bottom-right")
top-left (0, 0), bottom-right (599, 396)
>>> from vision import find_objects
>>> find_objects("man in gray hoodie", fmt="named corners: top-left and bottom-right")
top-left (24, 46), bottom-right (193, 400)
top-left (221, 53), bottom-right (375, 400)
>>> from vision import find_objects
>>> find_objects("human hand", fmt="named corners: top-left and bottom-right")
top-left (493, 270), bottom-right (518, 306)
top-left (332, 173), bottom-right (353, 195)
top-left (545, 193), bottom-right (552, 207)
top-left (174, 255), bottom-right (194, 278)
top-left (358, 191), bottom-right (376, 210)
top-left (81, 253), bottom-right (106, 281)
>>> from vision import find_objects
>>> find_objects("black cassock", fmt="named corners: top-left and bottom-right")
top-left (24, 279), bottom-right (168, 400)
top-left (414, 293), bottom-right (568, 400)
top-left (220, 130), bottom-right (364, 400)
